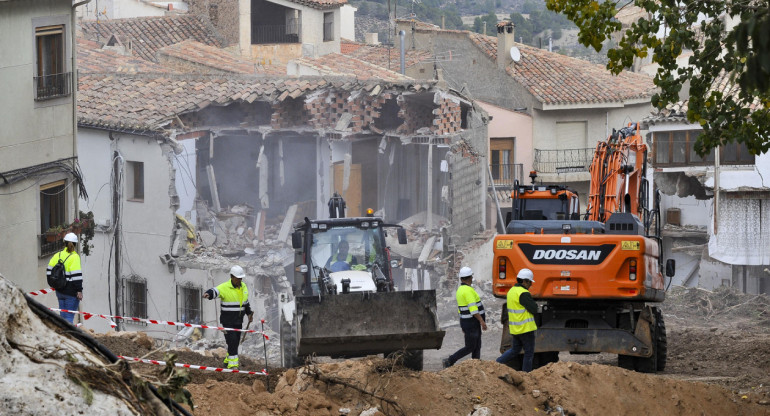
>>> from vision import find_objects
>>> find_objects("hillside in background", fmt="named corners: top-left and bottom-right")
top-left (351, 0), bottom-right (608, 64)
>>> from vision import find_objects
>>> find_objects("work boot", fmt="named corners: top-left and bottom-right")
top-left (226, 355), bottom-right (239, 369)
top-left (442, 358), bottom-right (452, 369)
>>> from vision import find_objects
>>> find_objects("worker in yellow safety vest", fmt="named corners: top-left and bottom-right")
top-left (496, 268), bottom-right (538, 372)
top-left (203, 265), bottom-right (253, 369)
top-left (46, 232), bottom-right (83, 324)
top-left (443, 266), bottom-right (487, 368)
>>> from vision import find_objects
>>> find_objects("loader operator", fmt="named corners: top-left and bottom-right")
top-left (203, 265), bottom-right (254, 369)
top-left (496, 268), bottom-right (538, 372)
top-left (443, 267), bottom-right (487, 368)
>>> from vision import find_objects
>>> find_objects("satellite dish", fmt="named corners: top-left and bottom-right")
top-left (510, 46), bottom-right (521, 62)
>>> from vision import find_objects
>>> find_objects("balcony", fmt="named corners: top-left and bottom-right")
top-left (34, 72), bottom-right (72, 101)
top-left (533, 148), bottom-right (594, 174)
top-left (489, 163), bottom-right (523, 189)
top-left (252, 23), bottom-right (301, 44)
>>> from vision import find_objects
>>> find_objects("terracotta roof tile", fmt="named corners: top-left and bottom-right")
top-left (77, 38), bottom-right (168, 73)
top-left (77, 73), bottom-right (434, 132)
top-left (157, 40), bottom-right (285, 75)
top-left (340, 41), bottom-right (432, 71)
top-left (81, 15), bottom-right (223, 63)
top-left (293, 54), bottom-right (410, 81)
top-left (401, 19), bottom-right (655, 105)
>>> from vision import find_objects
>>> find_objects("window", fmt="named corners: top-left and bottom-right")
top-left (123, 276), bottom-right (147, 320)
top-left (126, 161), bottom-right (144, 201)
top-left (40, 180), bottom-right (66, 233)
top-left (34, 25), bottom-right (70, 100)
top-left (40, 180), bottom-right (67, 256)
top-left (654, 130), bottom-right (754, 166)
top-left (177, 284), bottom-right (202, 324)
top-left (323, 12), bottom-right (333, 41)
top-left (490, 138), bottom-right (520, 187)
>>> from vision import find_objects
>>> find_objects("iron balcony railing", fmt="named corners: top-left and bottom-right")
top-left (252, 22), bottom-right (301, 44)
top-left (489, 163), bottom-right (524, 189)
top-left (34, 72), bottom-right (72, 101)
top-left (533, 148), bottom-right (594, 174)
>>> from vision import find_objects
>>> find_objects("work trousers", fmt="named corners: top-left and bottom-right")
top-left (56, 292), bottom-right (80, 324)
top-left (447, 320), bottom-right (482, 366)
top-left (496, 330), bottom-right (536, 372)
top-left (222, 319), bottom-right (243, 356)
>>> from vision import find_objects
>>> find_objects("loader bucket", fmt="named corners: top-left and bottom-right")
top-left (295, 290), bottom-right (445, 357)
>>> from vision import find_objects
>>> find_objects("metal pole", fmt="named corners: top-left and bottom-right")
top-left (399, 30), bottom-right (406, 75)
top-left (487, 165), bottom-right (506, 233)
top-left (261, 319), bottom-right (269, 391)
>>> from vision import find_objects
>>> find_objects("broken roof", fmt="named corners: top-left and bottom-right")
top-left (80, 15), bottom-right (223, 63)
top-left (340, 40), bottom-right (432, 72)
top-left (157, 40), bottom-right (285, 75)
top-left (77, 73), bottom-right (436, 133)
top-left (403, 22), bottom-right (655, 106)
top-left (291, 54), bottom-right (411, 81)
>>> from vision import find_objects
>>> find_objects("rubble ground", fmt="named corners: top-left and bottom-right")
top-left (91, 286), bottom-right (770, 416)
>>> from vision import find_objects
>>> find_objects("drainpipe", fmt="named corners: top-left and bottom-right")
top-left (714, 146), bottom-right (720, 235)
top-left (399, 30), bottom-right (405, 75)
top-left (72, 0), bottom-right (91, 229)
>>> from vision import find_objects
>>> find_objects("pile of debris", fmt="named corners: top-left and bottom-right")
top-left (0, 274), bottom-right (189, 415)
top-left (664, 285), bottom-right (770, 330)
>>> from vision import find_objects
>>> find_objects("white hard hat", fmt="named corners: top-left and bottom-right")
top-left (459, 266), bottom-right (473, 279)
top-left (230, 265), bottom-right (246, 279)
top-left (517, 268), bottom-right (535, 282)
top-left (63, 233), bottom-right (78, 243)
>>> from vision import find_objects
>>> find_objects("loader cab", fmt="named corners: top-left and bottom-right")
top-left (291, 217), bottom-right (406, 296)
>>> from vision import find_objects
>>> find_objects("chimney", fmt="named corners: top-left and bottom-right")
top-left (497, 21), bottom-right (515, 70)
top-left (365, 33), bottom-right (379, 45)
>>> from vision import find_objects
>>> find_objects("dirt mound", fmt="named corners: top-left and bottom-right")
top-left (178, 357), bottom-right (768, 416)
top-left (664, 286), bottom-right (770, 331)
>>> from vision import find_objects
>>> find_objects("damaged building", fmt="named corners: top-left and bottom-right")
top-left (644, 77), bottom-right (770, 295)
top-left (74, 73), bottom-right (489, 336)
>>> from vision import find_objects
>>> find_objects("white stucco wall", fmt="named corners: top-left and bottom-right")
top-left (77, 0), bottom-right (169, 20)
top-left (660, 194), bottom-right (712, 227)
top-left (532, 102), bottom-right (653, 151)
top-left (339, 4), bottom-right (356, 41)
top-left (77, 129), bottom-right (263, 337)
top-left (0, 0), bottom-right (76, 299)
top-left (477, 101), bottom-right (534, 175)
top-left (174, 138), bottom-right (198, 223)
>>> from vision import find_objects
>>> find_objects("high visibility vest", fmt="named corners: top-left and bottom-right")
top-left (47, 249), bottom-right (82, 283)
top-left (212, 281), bottom-right (250, 314)
top-left (456, 284), bottom-right (485, 320)
top-left (507, 285), bottom-right (537, 335)
top-left (331, 253), bottom-right (353, 263)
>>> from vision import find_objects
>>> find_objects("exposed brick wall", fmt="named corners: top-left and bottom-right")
top-left (188, 0), bottom-right (240, 47)
top-left (271, 97), bottom-right (310, 129)
top-left (396, 96), bottom-right (433, 135)
top-left (432, 98), bottom-right (462, 135)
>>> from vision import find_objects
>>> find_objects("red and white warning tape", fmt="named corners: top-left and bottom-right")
top-left (28, 287), bottom-right (56, 296)
top-left (50, 308), bottom-right (118, 328)
top-left (118, 355), bottom-right (269, 376)
top-left (49, 308), bottom-right (269, 339)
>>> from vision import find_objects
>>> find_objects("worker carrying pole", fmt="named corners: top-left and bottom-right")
top-left (203, 265), bottom-right (254, 369)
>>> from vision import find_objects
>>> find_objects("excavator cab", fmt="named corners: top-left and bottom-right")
top-left (507, 172), bottom-right (580, 223)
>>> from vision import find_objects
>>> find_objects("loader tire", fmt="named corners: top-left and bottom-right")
top-left (633, 307), bottom-right (659, 373)
top-left (654, 307), bottom-right (667, 371)
top-left (280, 312), bottom-right (302, 368)
top-left (401, 350), bottom-right (423, 371)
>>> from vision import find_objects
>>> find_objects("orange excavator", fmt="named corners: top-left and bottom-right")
top-left (492, 123), bottom-right (676, 372)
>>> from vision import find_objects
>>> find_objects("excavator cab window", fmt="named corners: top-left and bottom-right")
top-left (520, 199), bottom-right (563, 220)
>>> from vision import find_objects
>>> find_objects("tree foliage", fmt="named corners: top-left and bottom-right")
top-left (545, 0), bottom-right (770, 155)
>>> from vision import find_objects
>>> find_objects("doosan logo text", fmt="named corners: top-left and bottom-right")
top-left (532, 249), bottom-right (602, 261)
